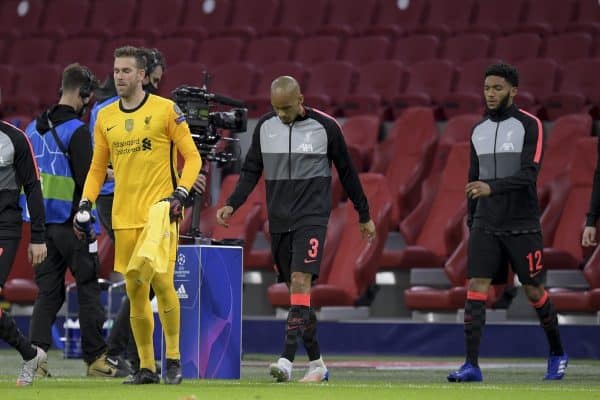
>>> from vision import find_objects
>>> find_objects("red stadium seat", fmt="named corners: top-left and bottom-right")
top-left (343, 60), bottom-right (406, 118)
top-left (549, 238), bottom-right (600, 312)
top-left (341, 36), bottom-right (391, 66)
top-left (543, 32), bottom-right (593, 64)
top-left (267, 0), bottom-right (328, 38)
top-left (538, 114), bottom-right (593, 192)
top-left (544, 59), bottom-right (600, 120)
top-left (173, 0), bottom-right (233, 41)
top-left (153, 37), bottom-right (196, 66)
top-left (194, 36), bottom-right (244, 70)
top-left (0, 0), bottom-right (45, 38)
top-left (441, 33), bottom-right (492, 64)
top-left (158, 62), bottom-right (207, 98)
top-left (391, 34), bottom-right (440, 65)
top-left (566, 0), bottom-right (600, 36)
top-left (514, 58), bottom-right (559, 112)
top-left (245, 61), bottom-right (307, 117)
top-left (381, 143), bottom-right (469, 270)
top-left (538, 114), bottom-right (592, 242)
top-left (543, 137), bottom-right (596, 270)
top-left (429, 114), bottom-right (481, 174)
top-left (493, 33), bottom-right (542, 64)
top-left (7, 37), bottom-right (54, 64)
top-left (341, 115), bottom-right (382, 169)
top-left (2, 223), bottom-right (38, 304)
top-left (243, 37), bottom-right (293, 66)
top-left (82, 0), bottom-right (138, 38)
top-left (7, 64), bottom-right (62, 115)
top-left (417, 0), bottom-right (477, 36)
top-left (467, 0), bottom-right (527, 36)
top-left (303, 61), bottom-right (357, 116)
top-left (219, 0), bottom-right (280, 39)
top-left (317, 0), bottom-right (378, 36)
top-left (517, 0), bottom-right (578, 36)
top-left (53, 38), bottom-right (102, 65)
top-left (0, 65), bottom-right (15, 99)
top-left (181, 175), bottom-right (265, 269)
top-left (442, 58), bottom-right (500, 119)
top-left (209, 63), bottom-right (257, 100)
top-left (366, 0), bottom-right (428, 38)
top-left (39, 0), bottom-right (91, 38)
top-left (370, 107), bottom-right (438, 226)
top-left (391, 59), bottom-right (456, 116)
top-left (127, 0), bottom-right (184, 40)
top-left (293, 36), bottom-right (341, 66)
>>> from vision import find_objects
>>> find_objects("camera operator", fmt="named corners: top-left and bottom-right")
top-left (23, 63), bottom-right (128, 378)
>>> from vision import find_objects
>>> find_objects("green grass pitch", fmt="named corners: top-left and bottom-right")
top-left (1, 350), bottom-right (599, 400)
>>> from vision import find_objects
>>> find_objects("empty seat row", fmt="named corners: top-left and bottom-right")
top-left (1, 0), bottom-right (598, 41)
top-left (2, 57), bottom-right (598, 121)
top-left (2, 31), bottom-right (598, 69)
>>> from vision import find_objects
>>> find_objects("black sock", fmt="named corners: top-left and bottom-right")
top-left (302, 308), bottom-right (321, 361)
top-left (0, 310), bottom-right (37, 361)
top-left (281, 305), bottom-right (309, 362)
top-left (534, 297), bottom-right (564, 356)
top-left (464, 299), bottom-right (486, 367)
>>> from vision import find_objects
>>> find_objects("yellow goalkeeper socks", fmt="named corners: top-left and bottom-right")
top-left (152, 271), bottom-right (181, 360)
top-left (125, 275), bottom-right (156, 372)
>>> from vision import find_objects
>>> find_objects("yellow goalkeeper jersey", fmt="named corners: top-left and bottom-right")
top-left (83, 93), bottom-right (201, 229)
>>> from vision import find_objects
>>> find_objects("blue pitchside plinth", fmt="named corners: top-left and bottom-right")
top-left (161, 245), bottom-right (243, 379)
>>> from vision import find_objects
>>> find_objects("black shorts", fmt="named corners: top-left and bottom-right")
top-left (468, 229), bottom-right (545, 286)
top-left (270, 226), bottom-right (327, 284)
top-left (0, 238), bottom-right (21, 288)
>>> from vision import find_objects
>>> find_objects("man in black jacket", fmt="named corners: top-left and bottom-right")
top-left (216, 76), bottom-right (376, 382)
top-left (447, 63), bottom-right (567, 383)
top-left (0, 120), bottom-right (48, 385)
top-left (23, 64), bottom-right (127, 378)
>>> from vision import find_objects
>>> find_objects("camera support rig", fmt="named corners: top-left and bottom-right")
top-left (172, 73), bottom-right (248, 242)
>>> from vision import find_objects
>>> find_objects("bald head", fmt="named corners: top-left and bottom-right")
top-left (271, 76), bottom-right (304, 124)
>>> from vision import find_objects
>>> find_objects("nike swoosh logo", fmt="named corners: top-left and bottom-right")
top-left (91, 367), bottom-right (114, 376)
top-left (106, 358), bottom-right (118, 367)
top-left (107, 125), bottom-right (117, 132)
top-left (304, 258), bottom-right (317, 264)
top-left (530, 270), bottom-right (543, 278)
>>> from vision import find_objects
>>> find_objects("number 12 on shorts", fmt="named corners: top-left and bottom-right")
top-left (526, 250), bottom-right (543, 276)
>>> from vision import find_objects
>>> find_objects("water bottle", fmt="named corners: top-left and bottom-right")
top-left (75, 210), bottom-right (98, 254)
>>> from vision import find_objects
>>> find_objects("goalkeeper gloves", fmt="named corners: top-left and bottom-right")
top-left (73, 200), bottom-right (96, 242)
top-left (164, 186), bottom-right (189, 222)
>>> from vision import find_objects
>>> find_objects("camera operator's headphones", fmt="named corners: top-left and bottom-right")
top-left (78, 67), bottom-right (96, 99)
top-left (58, 67), bottom-right (97, 99)
top-left (144, 48), bottom-right (164, 77)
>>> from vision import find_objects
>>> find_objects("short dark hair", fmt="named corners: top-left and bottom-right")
top-left (140, 47), bottom-right (166, 75)
top-left (114, 45), bottom-right (147, 71)
top-left (61, 63), bottom-right (98, 96)
top-left (485, 62), bottom-right (519, 87)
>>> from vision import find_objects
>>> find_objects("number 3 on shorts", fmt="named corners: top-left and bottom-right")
top-left (307, 238), bottom-right (319, 258)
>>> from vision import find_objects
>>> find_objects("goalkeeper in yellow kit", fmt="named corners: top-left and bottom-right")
top-left (77, 46), bottom-right (201, 385)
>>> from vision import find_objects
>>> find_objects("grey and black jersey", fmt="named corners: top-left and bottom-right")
top-left (227, 107), bottom-right (370, 234)
top-left (468, 104), bottom-right (544, 234)
top-left (0, 121), bottom-right (45, 242)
